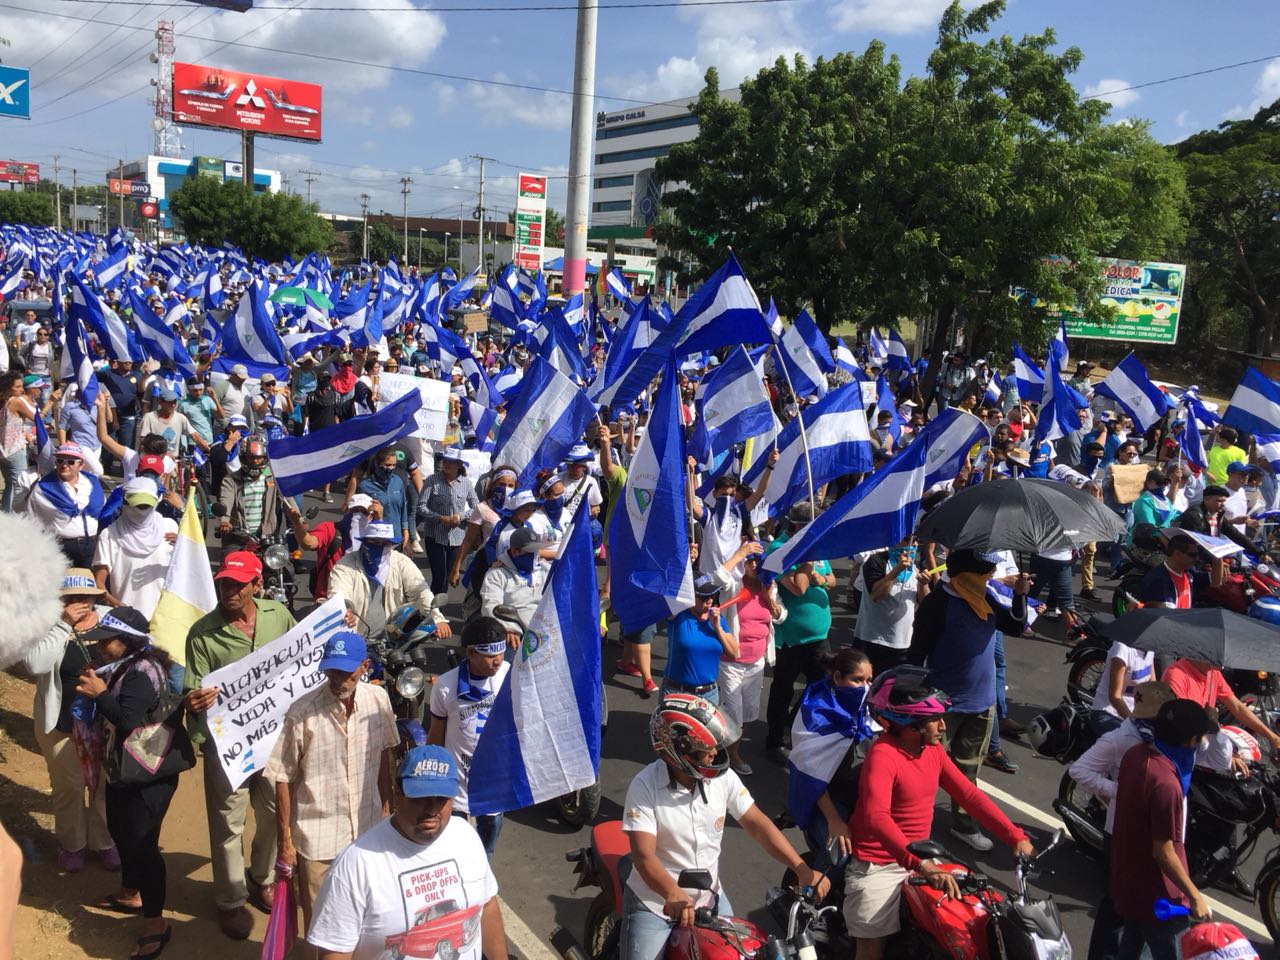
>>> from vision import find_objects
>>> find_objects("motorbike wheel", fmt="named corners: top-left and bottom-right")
top-left (1067, 655), bottom-right (1105, 706)
top-left (1057, 770), bottom-right (1107, 858)
top-left (1257, 863), bottom-right (1280, 943)
top-left (557, 781), bottom-right (602, 828)
top-left (584, 891), bottom-right (619, 960)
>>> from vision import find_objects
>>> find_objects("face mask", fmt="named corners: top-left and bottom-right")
top-left (834, 684), bottom-right (869, 714)
top-left (360, 543), bottom-right (392, 583)
top-left (372, 463), bottom-right (393, 483)
top-left (543, 496), bottom-right (564, 523)
top-left (1154, 738), bottom-right (1197, 796)
top-left (490, 486), bottom-right (510, 510)
top-left (512, 551), bottom-right (536, 576)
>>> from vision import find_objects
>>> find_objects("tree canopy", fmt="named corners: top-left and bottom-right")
top-left (0, 191), bottom-right (55, 226)
top-left (169, 177), bottom-right (332, 262)
top-left (655, 0), bottom-right (1187, 390)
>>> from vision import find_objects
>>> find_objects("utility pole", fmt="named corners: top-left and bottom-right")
top-left (470, 155), bottom-right (493, 273)
top-left (563, 0), bottom-right (598, 296)
top-left (117, 159), bottom-right (125, 230)
top-left (300, 168), bottom-right (321, 206)
top-left (360, 193), bottom-right (370, 260)
top-left (399, 177), bottom-right (413, 265)
top-left (53, 155), bottom-right (62, 231)
top-left (281, 174), bottom-right (292, 194)
top-left (71, 169), bottom-right (78, 230)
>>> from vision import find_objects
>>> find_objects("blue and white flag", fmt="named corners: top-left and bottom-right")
top-left (787, 680), bottom-right (873, 830)
top-left (1253, 434), bottom-right (1280, 473)
top-left (71, 274), bottom-right (144, 362)
top-left (1034, 349), bottom-right (1080, 444)
top-left (674, 253), bottom-right (772, 355)
top-left (608, 354), bottom-right (695, 634)
top-left (493, 364), bottom-right (524, 400)
top-left (490, 272), bottom-right (525, 330)
top-left (535, 308), bottom-right (589, 383)
top-left (62, 307), bottom-right (100, 410)
top-left (776, 309), bottom-right (834, 399)
top-left (834, 337), bottom-right (859, 376)
top-left (1223, 367), bottom-right (1280, 438)
top-left (1011, 343), bottom-right (1045, 402)
top-left (605, 267), bottom-right (631, 302)
top-left (491, 356), bottom-right (598, 489)
top-left (1093, 353), bottom-right (1170, 433)
top-left (867, 328), bottom-right (888, 365)
top-left (33, 410), bottom-right (55, 475)
top-left (983, 373), bottom-right (1003, 408)
top-left (267, 388), bottom-right (424, 498)
top-left (1177, 404), bottom-right (1209, 471)
top-left (462, 399), bottom-right (498, 452)
top-left (127, 288), bottom-right (196, 377)
top-left (201, 268), bottom-right (226, 312)
top-left (690, 346), bottom-right (775, 465)
top-left (93, 247), bottom-right (130, 290)
top-left (282, 326), bottom-right (350, 362)
top-left (441, 267), bottom-right (481, 315)
top-left (0, 259), bottom-right (25, 298)
top-left (874, 375), bottom-right (903, 444)
top-left (468, 511), bottom-right (601, 814)
top-left (885, 327), bottom-right (912, 374)
top-left (742, 382), bottom-right (873, 519)
top-left (591, 299), bottom-right (682, 410)
top-left (920, 409), bottom-right (989, 488)
top-left (215, 279), bottom-right (288, 375)
top-left (1049, 317), bottom-right (1069, 371)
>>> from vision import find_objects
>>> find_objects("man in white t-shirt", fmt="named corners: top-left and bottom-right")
top-left (620, 694), bottom-right (827, 960)
top-left (307, 745), bottom-right (508, 960)
top-left (427, 617), bottom-right (511, 857)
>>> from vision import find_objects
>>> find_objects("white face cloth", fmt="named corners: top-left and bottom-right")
top-left (112, 502), bottom-right (166, 557)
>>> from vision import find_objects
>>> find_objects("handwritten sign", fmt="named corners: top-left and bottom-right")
top-left (379, 372), bottom-right (451, 441)
top-left (203, 596), bottom-right (347, 790)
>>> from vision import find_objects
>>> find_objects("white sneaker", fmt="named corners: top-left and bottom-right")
top-left (412, 536), bottom-right (424, 553)
top-left (950, 828), bottom-right (994, 852)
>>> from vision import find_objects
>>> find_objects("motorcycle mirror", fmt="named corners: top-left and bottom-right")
top-left (676, 869), bottom-right (714, 892)
top-left (1039, 828), bottom-right (1064, 859)
top-left (494, 604), bottom-right (526, 631)
top-left (212, 502), bottom-right (228, 518)
top-left (905, 839), bottom-right (947, 861)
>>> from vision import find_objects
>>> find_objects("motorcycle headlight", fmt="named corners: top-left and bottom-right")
top-left (264, 544), bottom-right (289, 570)
top-left (396, 666), bottom-right (426, 699)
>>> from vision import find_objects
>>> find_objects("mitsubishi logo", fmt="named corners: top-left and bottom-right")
top-left (235, 79), bottom-right (266, 109)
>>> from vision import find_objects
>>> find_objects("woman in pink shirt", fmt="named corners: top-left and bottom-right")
top-left (717, 548), bottom-right (783, 775)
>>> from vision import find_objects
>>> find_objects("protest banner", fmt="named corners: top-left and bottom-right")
top-left (202, 596), bottom-right (346, 790)
top-left (379, 371), bottom-right (451, 441)
top-left (1181, 530), bottom-right (1244, 559)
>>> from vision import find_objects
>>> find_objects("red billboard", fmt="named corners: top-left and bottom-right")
top-left (172, 62), bottom-right (322, 142)
top-left (0, 161), bottom-right (39, 185)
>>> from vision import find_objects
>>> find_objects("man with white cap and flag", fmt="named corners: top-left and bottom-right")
top-left (329, 521), bottom-right (452, 638)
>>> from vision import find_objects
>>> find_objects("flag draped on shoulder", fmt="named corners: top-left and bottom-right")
top-left (149, 489), bottom-right (217, 666)
top-left (1093, 353), bottom-right (1170, 432)
top-left (1223, 367), bottom-right (1280, 438)
top-left (267, 388), bottom-right (424, 498)
top-left (786, 681), bottom-right (873, 830)
top-left (467, 513), bottom-right (601, 814)
top-left (608, 354), bottom-right (696, 634)
top-left (491, 356), bottom-right (597, 489)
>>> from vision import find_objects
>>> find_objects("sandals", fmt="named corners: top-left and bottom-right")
top-left (91, 893), bottom-right (143, 914)
top-left (131, 925), bottom-right (172, 960)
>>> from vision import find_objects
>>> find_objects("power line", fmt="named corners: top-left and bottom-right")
top-left (1079, 54), bottom-right (1280, 101)
top-left (35, 0), bottom-right (806, 11)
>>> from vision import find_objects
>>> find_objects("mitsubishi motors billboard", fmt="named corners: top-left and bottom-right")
top-left (0, 161), bottom-right (38, 184)
top-left (172, 62), bottom-right (322, 142)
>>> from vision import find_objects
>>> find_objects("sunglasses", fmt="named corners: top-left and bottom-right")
top-left (55, 457), bottom-right (81, 466)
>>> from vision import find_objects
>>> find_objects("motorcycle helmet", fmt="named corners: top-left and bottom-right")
top-left (1178, 922), bottom-right (1259, 960)
top-left (1220, 724), bottom-right (1263, 764)
top-left (650, 693), bottom-right (739, 781)
top-left (241, 436), bottom-right (269, 480)
top-left (384, 604), bottom-right (435, 646)
top-left (1247, 595), bottom-right (1280, 627)
top-left (867, 665), bottom-right (950, 727)
top-left (1027, 701), bottom-right (1088, 760)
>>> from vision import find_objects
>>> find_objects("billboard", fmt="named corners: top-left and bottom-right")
top-left (1059, 258), bottom-right (1186, 345)
top-left (0, 160), bottom-right (38, 184)
top-left (0, 65), bottom-right (30, 120)
top-left (109, 179), bottom-right (153, 197)
top-left (172, 62), bottom-right (322, 142)
top-left (196, 155), bottom-right (224, 180)
top-left (514, 173), bottom-right (547, 273)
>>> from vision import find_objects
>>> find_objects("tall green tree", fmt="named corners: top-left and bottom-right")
top-left (169, 178), bottom-right (332, 261)
top-left (1176, 101), bottom-right (1280, 355)
top-left (656, 1), bottom-right (1186, 396)
top-left (0, 191), bottom-right (54, 226)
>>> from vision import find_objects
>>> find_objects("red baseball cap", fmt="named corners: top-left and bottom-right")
top-left (214, 551), bottom-right (263, 583)
top-left (137, 454), bottom-right (167, 476)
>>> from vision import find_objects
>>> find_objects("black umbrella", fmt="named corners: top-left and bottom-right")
top-left (914, 478), bottom-right (1126, 554)
top-left (1103, 607), bottom-right (1280, 671)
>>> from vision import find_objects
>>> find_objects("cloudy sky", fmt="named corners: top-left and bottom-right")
top-left (10, 0), bottom-right (1280, 220)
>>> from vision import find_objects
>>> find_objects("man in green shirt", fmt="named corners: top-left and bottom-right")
top-left (1206, 426), bottom-right (1247, 486)
top-left (184, 550), bottom-right (296, 941)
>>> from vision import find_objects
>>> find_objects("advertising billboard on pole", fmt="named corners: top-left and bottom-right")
top-left (172, 62), bottom-right (322, 142)
top-left (1060, 258), bottom-right (1186, 345)
top-left (514, 173), bottom-right (547, 273)
top-left (0, 161), bottom-right (38, 184)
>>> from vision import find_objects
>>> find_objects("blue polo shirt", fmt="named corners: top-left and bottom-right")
top-left (665, 610), bottom-right (726, 687)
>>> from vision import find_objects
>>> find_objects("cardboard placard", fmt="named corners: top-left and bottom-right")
top-left (378, 372), bottom-right (451, 441)
top-left (1109, 463), bottom-right (1149, 504)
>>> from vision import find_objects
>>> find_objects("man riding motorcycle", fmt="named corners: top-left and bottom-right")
top-left (620, 693), bottom-right (829, 960)
top-left (329, 521), bottom-right (452, 638)
top-left (217, 435), bottom-right (282, 543)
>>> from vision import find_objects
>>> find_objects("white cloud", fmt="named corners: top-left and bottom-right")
top-left (1175, 110), bottom-right (1196, 130)
top-left (1223, 57), bottom-right (1280, 120)
top-left (463, 76), bottom-right (573, 130)
top-left (1081, 78), bottom-right (1140, 111)
top-left (828, 0), bottom-right (954, 34)
top-left (389, 107), bottom-right (413, 129)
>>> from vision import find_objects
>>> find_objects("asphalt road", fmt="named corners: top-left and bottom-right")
top-left (263, 489), bottom-right (1275, 959)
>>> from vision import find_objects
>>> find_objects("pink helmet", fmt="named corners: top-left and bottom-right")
top-left (868, 665), bottom-right (950, 725)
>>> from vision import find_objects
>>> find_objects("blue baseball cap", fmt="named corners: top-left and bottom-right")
top-left (317, 630), bottom-right (368, 674)
top-left (397, 745), bottom-right (459, 799)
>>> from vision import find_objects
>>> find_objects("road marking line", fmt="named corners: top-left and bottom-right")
top-left (499, 895), bottom-right (561, 960)
top-left (982, 781), bottom-right (1272, 942)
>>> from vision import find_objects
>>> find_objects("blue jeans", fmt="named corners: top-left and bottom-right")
top-left (0, 448), bottom-right (26, 512)
top-left (621, 883), bottom-right (733, 960)
top-left (452, 810), bottom-right (502, 857)
top-left (804, 799), bottom-right (852, 873)
top-left (659, 682), bottom-right (718, 706)
top-left (166, 663), bottom-right (186, 695)
top-left (989, 632), bottom-right (1007, 753)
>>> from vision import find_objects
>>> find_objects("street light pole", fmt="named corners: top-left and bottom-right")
top-left (562, 0), bottom-right (598, 296)
top-left (444, 232), bottom-right (451, 270)
top-left (418, 227), bottom-right (425, 270)
top-left (360, 192), bottom-right (370, 260)
top-left (399, 177), bottom-right (413, 264)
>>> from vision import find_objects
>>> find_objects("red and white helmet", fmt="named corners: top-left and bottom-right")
top-left (650, 693), bottom-right (739, 781)
top-left (1178, 921), bottom-right (1259, 960)
top-left (1221, 725), bottom-right (1263, 764)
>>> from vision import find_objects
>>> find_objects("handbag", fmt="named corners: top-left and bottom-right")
top-left (105, 662), bottom-right (197, 785)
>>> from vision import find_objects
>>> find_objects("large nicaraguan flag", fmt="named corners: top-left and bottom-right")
top-left (492, 356), bottom-right (598, 489)
top-left (1092, 353), bottom-right (1170, 433)
top-left (267, 388), bottom-right (424, 498)
top-left (1223, 367), bottom-right (1280, 438)
top-left (787, 680), bottom-right (874, 830)
top-left (608, 354), bottom-right (696, 634)
top-left (468, 511), bottom-right (602, 815)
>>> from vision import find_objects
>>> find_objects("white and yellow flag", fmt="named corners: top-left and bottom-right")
top-left (150, 489), bottom-right (217, 666)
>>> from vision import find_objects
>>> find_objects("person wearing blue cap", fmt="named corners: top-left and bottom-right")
top-left (264, 630), bottom-right (397, 937)
top-left (307, 744), bottom-right (508, 960)
top-left (908, 548), bottom-right (1032, 852)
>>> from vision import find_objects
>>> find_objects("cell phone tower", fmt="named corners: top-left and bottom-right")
top-left (149, 20), bottom-right (184, 158)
